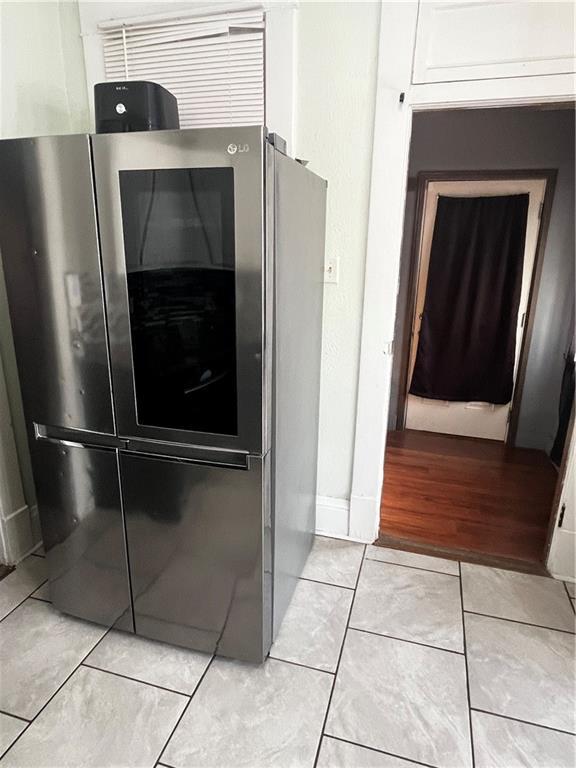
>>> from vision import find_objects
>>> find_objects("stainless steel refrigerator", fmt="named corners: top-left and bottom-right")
top-left (0, 127), bottom-right (326, 663)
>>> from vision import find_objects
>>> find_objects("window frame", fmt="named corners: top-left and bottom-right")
top-left (78, 1), bottom-right (296, 151)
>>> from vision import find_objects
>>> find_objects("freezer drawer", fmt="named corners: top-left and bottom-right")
top-left (32, 440), bottom-right (133, 631)
top-left (119, 451), bottom-right (270, 662)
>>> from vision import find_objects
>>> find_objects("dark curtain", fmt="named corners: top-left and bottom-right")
top-left (409, 194), bottom-right (529, 404)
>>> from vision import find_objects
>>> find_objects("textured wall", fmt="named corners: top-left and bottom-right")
top-left (294, 1), bottom-right (380, 501)
top-left (390, 107), bottom-right (575, 453)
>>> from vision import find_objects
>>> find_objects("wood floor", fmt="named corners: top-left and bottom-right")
top-left (379, 430), bottom-right (558, 565)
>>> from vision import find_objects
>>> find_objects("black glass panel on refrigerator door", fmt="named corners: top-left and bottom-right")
top-left (119, 168), bottom-right (237, 435)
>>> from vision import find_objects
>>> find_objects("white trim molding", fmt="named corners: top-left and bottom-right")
top-left (547, 429), bottom-right (575, 582)
top-left (315, 496), bottom-right (349, 539)
top-left (349, 2), bottom-right (419, 544)
top-left (0, 350), bottom-right (38, 564)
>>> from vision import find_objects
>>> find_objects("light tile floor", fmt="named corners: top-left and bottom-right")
top-left (0, 542), bottom-right (574, 767)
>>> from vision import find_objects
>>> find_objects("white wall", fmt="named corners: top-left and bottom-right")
top-left (294, 1), bottom-right (381, 504)
top-left (0, 0), bottom-right (90, 137)
top-left (0, 0), bottom-right (90, 562)
top-left (389, 107), bottom-right (576, 453)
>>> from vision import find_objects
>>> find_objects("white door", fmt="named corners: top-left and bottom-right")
top-left (405, 178), bottom-right (546, 441)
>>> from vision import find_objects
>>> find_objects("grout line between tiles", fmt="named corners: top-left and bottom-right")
top-left (0, 708), bottom-right (30, 724)
top-left (463, 609), bottom-right (575, 635)
top-left (0, 625), bottom-right (113, 762)
top-left (80, 661), bottom-right (197, 698)
top-left (29, 595), bottom-right (51, 604)
top-left (324, 734), bottom-right (437, 768)
top-left (470, 708), bottom-right (576, 736)
top-left (347, 625), bottom-right (465, 655)
top-left (563, 581), bottom-right (576, 614)
top-left (267, 655), bottom-right (335, 676)
top-left (154, 654), bottom-right (216, 768)
top-left (364, 557), bottom-right (460, 578)
top-left (312, 545), bottom-right (367, 768)
top-left (298, 576), bottom-right (355, 591)
top-left (459, 561), bottom-right (476, 768)
top-left (0, 580), bottom-right (49, 624)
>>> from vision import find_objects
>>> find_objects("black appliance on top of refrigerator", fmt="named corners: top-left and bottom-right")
top-left (0, 125), bottom-right (326, 662)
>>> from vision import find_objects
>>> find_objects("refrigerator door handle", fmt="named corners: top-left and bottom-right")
top-left (34, 424), bottom-right (253, 469)
top-left (34, 423), bottom-right (127, 450)
top-left (122, 438), bottom-right (253, 470)
top-left (34, 435), bottom-right (117, 452)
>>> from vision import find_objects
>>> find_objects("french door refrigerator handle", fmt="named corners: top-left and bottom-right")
top-left (122, 438), bottom-right (252, 470)
top-left (34, 423), bottom-right (127, 450)
top-left (34, 425), bottom-right (253, 469)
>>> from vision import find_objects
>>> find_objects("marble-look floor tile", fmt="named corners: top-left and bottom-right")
top-left (1, 666), bottom-right (187, 768)
top-left (0, 558), bottom-right (47, 620)
top-left (365, 545), bottom-right (460, 576)
top-left (0, 600), bottom-right (106, 719)
top-left (472, 711), bottom-right (576, 768)
top-left (566, 581), bottom-right (575, 598)
top-left (325, 629), bottom-right (472, 767)
top-left (301, 537), bottom-right (364, 588)
top-left (29, 582), bottom-right (50, 602)
top-left (462, 563), bottom-right (575, 632)
top-left (317, 737), bottom-right (422, 767)
top-left (466, 613), bottom-right (576, 733)
top-left (271, 579), bottom-right (352, 671)
top-left (85, 629), bottom-right (212, 694)
top-left (0, 715), bottom-right (26, 758)
top-left (163, 657), bottom-right (332, 768)
top-left (350, 559), bottom-right (463, 651)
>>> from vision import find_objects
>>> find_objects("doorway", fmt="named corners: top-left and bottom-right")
top-left (404, 175), bottom-right (548, 442)
top-left (378, 106), bottom-right (575, 570)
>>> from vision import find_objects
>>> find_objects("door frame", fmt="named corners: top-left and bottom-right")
top-left (348, 3), bottom-right (575, 544)
top-left (395, 168), bottom-right (557, 446)
top-left (544, 401), bottom-right (575, 564)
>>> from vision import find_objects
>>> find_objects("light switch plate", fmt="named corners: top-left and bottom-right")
top-left (324, 257), bottom-right (339, 284)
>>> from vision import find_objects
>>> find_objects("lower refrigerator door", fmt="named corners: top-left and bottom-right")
top-left (119, 451), bottom-right (270, 662)
top-left (32, 440), bottom-right (133, 631)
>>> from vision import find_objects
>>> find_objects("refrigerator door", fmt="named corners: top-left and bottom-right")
top-left (33, 438), bottom-right (133, 631)
top-left (0, 135), bottom-right (115, 436)
top-left (119, 451), bottom-right (270, 662)
top-left (92, 127), bottom-right (265, 454)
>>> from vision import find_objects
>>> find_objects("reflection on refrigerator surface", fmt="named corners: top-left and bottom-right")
top-left (120, 168), bottom-right (238, 436)
top-left (121, 453), bottom-right (264, 656)
top-left (34, 441), bottom-right (133, 631)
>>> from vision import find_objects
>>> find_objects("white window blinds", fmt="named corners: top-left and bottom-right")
top-left (99, 7), bottom-right (264, 128)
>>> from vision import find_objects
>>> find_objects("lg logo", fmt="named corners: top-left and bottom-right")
top-left (227, 143), bottom-right (250, 155)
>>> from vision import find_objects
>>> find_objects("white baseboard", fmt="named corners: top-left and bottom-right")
top-left (315, 495), bottom-right (378, 543)
top-left (0, 503), bottom-right (41, 565)
top-left (547, 528), bottom-right (575, 583)
top-left (315, 495), bottom-right (349, 538)
top-left (349, 494), bottom-right (380, 542)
